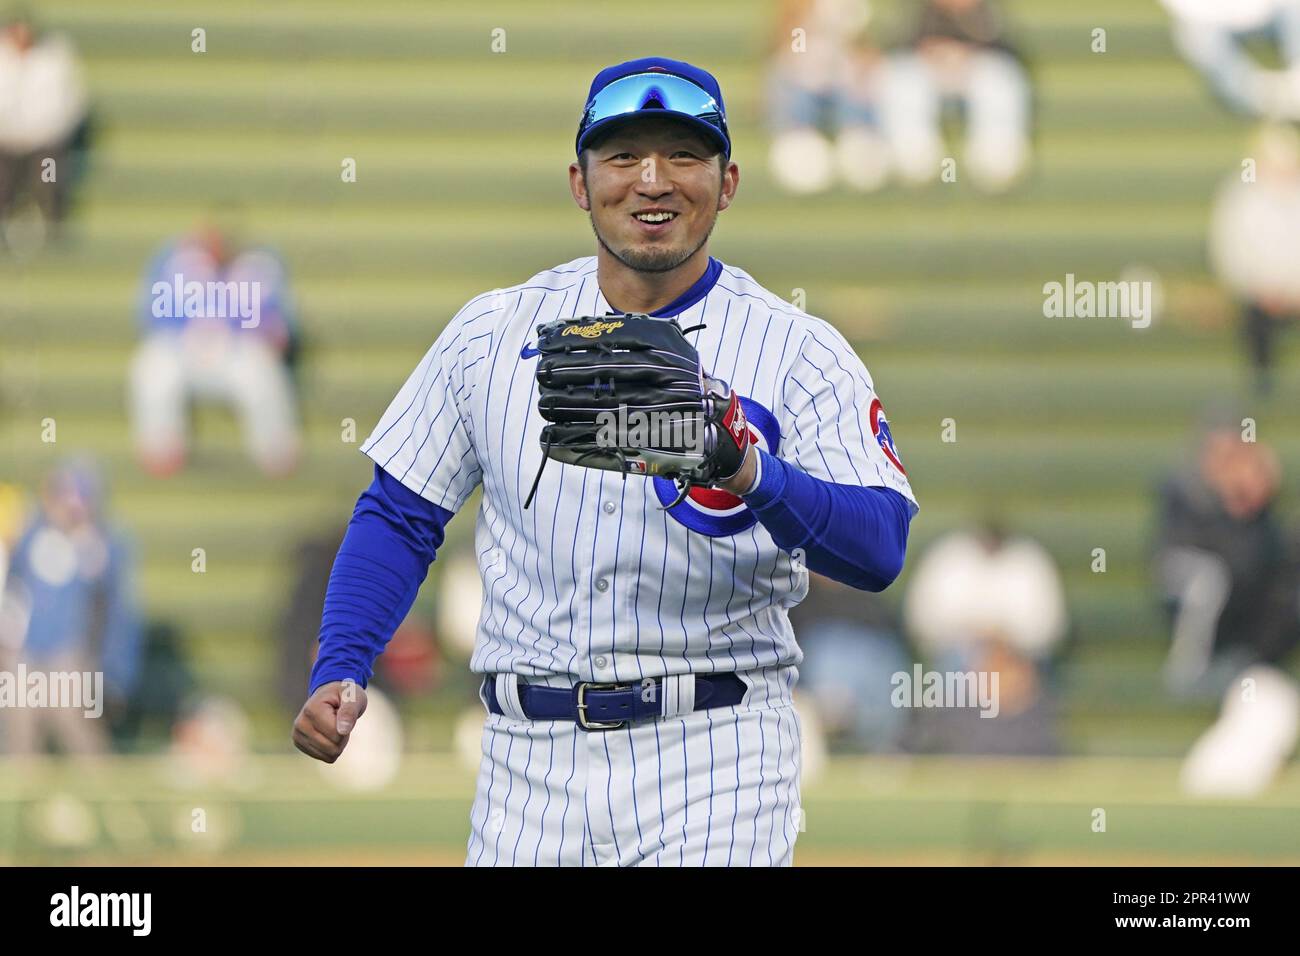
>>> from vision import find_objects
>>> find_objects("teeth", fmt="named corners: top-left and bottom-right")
top-left (635, 212), bottom-right (676, 223)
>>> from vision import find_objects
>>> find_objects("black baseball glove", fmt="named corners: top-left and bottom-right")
top-left (522, 313), bottom-right (751, 509)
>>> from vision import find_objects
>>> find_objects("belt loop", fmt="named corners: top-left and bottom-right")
top-left (661, 674), bottom-right (696, 718)
top-left (494, 673), bottom-right (527, 720)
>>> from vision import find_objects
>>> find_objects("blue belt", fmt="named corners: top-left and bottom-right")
top-left (483, 673), bottom-right (747, 731)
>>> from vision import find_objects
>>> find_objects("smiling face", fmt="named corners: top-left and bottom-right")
top-left (571, 115), bottom-right (738, 274)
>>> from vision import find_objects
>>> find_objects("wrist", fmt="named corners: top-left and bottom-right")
top-left (718, 444), bottom-right (759, 495)
top-left (741, 447), bottom-right (788, 509)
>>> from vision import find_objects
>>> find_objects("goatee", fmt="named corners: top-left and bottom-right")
top-left (591, 215), bottom-right (715, 274)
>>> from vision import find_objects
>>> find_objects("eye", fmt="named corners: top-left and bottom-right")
top-left (671, 150), bottom-right (702, 160)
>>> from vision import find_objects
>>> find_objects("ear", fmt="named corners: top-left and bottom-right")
top-left (569, 161), bottom-right (590, 211)
top-left (716, 159), bottom-right (740, 212)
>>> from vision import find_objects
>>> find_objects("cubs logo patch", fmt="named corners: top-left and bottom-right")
top-left (869, 397), bottom-right (906, 475)
top-left (654, 397), bottom-right (779, 537)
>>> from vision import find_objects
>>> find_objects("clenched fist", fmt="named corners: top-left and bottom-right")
top-left (292, 679), bottom-right (368, 763)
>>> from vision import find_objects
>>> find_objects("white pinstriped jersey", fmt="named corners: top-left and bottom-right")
top-left (361, 256), bottom-right (917, 685)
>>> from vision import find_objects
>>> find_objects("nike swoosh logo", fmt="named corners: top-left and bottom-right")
top-left (520, 345), bottom-right (541, 358)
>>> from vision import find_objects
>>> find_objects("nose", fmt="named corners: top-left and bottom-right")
top-left (633, 154), bottom-right (677, 198)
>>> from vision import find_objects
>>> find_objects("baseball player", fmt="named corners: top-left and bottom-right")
top-left (292, 57), bottom-right (918, 866)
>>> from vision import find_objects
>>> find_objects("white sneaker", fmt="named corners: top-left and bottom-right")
top-left (1181, 664), bottom-right (1300, 798)
top-left (966, 135), bottom-right (1030, 193)
top-left (835, 127), bottom-right (891, 192)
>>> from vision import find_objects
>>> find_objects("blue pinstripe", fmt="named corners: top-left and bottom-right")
top-left (726, 714), bottom-right (742, 866)
top-left (702, 710), bottom-right (716, 865)
top-left (600, 732), bottom-right (622, 862)
top-left (533, 725), bottom-right (556, 866)
top-left (557, 726), bottom-right (577, 866)
top-left (749, 708), bottom-right (768, 866)
top-left (510, 732), bottom-right (536, 865)
top-left (652, 721), bottom-right (668, 858)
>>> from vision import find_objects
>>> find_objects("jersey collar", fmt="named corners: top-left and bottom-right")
top-left (650, 256), bottom-right (723, 318)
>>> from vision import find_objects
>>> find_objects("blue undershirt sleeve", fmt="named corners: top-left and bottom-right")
top-left (742, 448), bottom-right (911, 592)
top-left (308, 464), bottom-right (455, 694)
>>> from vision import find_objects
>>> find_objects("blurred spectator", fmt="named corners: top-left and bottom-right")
top-left (1208, 124), bottom-right (1300, 396)
top-left (168, 695), bottom-right (252, 786)
top-left (378, 618), bottom-right (442, 697)
top-left (1155, 414), bottom-right (1300, 795)
top-left (0, 458), bottom-right (142, 756)
top-left (901, 521), bottom-right (1067, 754)
top-left (1161, 0), bottom-right (1300, 120)
top-left (788, 571), bottom-right (911, 752)
top-left (129, 218), bottom-right (302, 478)
top-left (277, 528), bottom-right (442, 716)
top-left (1154, 415), bottom-right (1299, 695)
top-left (880, 0), bottom-right (1031, 192)
top-left (108, 620), bottom-right (198, 751)
top-left (0, 8), bottom-right (89, 250)
top-left (766, 0), bottom-right (890, 193)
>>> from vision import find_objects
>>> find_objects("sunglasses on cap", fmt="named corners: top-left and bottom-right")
top-left (576, 71), bottom-right (730, 157)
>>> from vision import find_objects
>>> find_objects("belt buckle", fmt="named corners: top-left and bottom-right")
top-left (575, 681), bottom-right (629, 731)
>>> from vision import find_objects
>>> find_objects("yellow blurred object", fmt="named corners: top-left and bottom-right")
top-left (0, 484), bottom-right (29, 544)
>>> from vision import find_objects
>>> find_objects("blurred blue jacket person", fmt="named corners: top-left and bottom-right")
top-left (3, 459), bottom-right (142, 700)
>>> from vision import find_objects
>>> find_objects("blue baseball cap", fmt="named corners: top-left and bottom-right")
top-left (576, 57), bottom-right (731, 159)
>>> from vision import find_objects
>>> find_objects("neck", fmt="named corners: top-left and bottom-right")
top-left (596, 244), bottom-right (710, 315)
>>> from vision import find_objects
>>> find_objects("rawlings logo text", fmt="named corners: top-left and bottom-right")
top-left (563, 320), bottom-right (624, 339)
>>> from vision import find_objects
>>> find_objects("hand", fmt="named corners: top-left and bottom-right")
top-left (291, 679), bottom-right (368, 763)
top-left (700, 376), bottom-right (753, 490)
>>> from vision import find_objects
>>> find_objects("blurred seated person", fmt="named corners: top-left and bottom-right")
top-left (788, 571), bottom-right (911, 752)
top-left (1154, 414), bottom-right (1299, 696)
top-left (0, 8), bottom-right (88, 248)
top-left (901, 520), bottom-right (1067, 755)
top-left (1209, 124), bottom-right (1300, 396)
top-left (1155, 413), bottom-right (1300, 795)
top-left (1160, 0), bottom-right (1300, 120)
top-left (766, 0), bottom-right (890, 193)
top-left (129, 218), bottom-right (302, 477)
top-left (880, 0), bottom-right (1031, 192)
top-left (0, 458), bottom-right (142, 756)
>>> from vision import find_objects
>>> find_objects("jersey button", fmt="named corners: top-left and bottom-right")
top-left (595, 578), bottom-right (609, 592)
top-left (602, 501), bottom-right (616, 514)
top-left (594, 655), bottom-right (608, 669)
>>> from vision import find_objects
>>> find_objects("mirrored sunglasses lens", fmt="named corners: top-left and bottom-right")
top-left (585, 74), bottom-right (721, 131)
